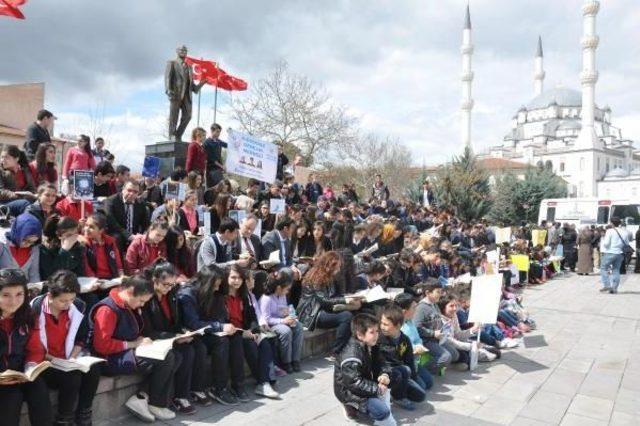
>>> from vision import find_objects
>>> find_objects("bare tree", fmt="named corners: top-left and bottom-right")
top-left (231, 61), bottom-right (357, 164)
top-left (87, 101), bottom-right (114, 142)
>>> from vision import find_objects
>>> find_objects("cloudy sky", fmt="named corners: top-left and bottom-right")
top-left (1, 0), bottom-right (638, 170)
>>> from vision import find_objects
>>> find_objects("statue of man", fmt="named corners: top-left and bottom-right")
top-left (165, 45), bottom-right (204, 142)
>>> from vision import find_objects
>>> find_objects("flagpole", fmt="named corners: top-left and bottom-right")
top-left (213, 85), bottom-right (218, 124)
top-left (197, 57), bottom-right (203, 127)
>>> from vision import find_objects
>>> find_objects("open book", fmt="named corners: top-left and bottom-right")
top-left (78, 277), bottom-right (123, 293)
top-left (259, 250), bottom-right (281, 268)
top-left (135, 326), bottom-right (210, 360)
top-left (452, 273), bottom-right (472, 285)
top-left (50, 356), bottom-right (105, 373)
top-left (345, 285), bottom-right (396, 304)
top-left (356, 243), bottom-right (379, 258)
top-left (0, 361), bottom-right (51, 383)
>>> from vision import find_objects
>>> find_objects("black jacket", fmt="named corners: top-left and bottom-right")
top-left (103, 193), bottom-right (150, 239)
top-left (141, 288), bottom-right (184, 339)
top-left (333, 337), bottom-right (391, 413)
top-left (39, 242), bottom-right (88, 281)
top-left (25, 201), bottom-right (60, 226)
top-left (297, 285), bottom-right (346, 331)
top-left (24, 122), bottom-right (51, 160)
top-left (376, 332), bottom-right (416, 378)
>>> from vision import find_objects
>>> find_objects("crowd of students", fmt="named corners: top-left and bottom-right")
top-left (2, 114), bottom-right (607, 426)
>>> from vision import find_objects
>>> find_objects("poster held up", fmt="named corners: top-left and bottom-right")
top-left (73, 170), bottom-right (94, 200)
top-left (225, 129), bottom-right (278, 184)
top-left (467, 273), bottom-right (503, 325)
top-left (269, 198), bottom-right (286, 215)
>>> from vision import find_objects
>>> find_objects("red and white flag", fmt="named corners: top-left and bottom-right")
top-left (0, 0), bottom-right (27, 19)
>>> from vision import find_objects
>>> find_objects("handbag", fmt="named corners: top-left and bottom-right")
top-left (613, 228), bottom-right (634, 256)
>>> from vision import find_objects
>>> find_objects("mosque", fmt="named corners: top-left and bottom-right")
top-left (462, 1), bottom-right (640, 198)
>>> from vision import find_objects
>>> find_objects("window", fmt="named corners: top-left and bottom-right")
top-left (611, 205), bottom-right (640, 226)
top-left (597, 206), bottom-right (609, 224)
top-left (580, 157), bottom-right (585, 171)
top-left (545, 160), bottom-right (553, 170)
top-left (560, 162), bottom-right (565, 172)
top-left (597, 157), bottom-right (601, 171)
top-left (546, 207), bottom-right (556, 223)
top-left (606, 159), bottom-right (610, 173)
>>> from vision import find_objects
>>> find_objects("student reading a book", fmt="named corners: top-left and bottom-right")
top-left (165, 225), bottom-right (194, 280)
top-left (31, 270), bottom-right (100, 426)
top-left (355, 260), bottom-right (387, 291)
top-left (91, 275), bottom-right (180, 422)
top-left (176, 190), bottom-right (200, 236)
top-left (0, 212), bottom-right (42, 283)
top-left (140, 260), bottom-right (212, 413)
top-left (125, 219), bottom-right (169, 275)
top-left (82, 213), bottom-right (124, 280)
top-left (223, 264), bottom-right (279, 399)
top-left (259, 270), bottom-right (304, 373)
top-left (0, 145), bottom-right (36, 217)
top-left (298, 251), bottom-right (357, 356)
top-left (0, 268), bottom-right (53, 426)
top-left (177, 264), bottom-right (244, 406)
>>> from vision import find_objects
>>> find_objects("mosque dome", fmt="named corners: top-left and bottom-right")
top-left (526, 87), bottom-right (582, 110)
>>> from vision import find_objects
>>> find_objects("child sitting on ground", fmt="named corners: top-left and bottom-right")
top-left (396, 293), bottom-right (433, 392)
top-left (378, 303), bottom-right (427, 411)
top-left (334, 313), bottom-right (397, 426)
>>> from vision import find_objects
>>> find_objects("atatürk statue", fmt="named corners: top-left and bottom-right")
top-left (165, 45), bottom-right (204, 142)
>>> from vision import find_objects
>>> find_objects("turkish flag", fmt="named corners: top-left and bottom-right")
top-left (0, 0), bottom-right (26, 19)
top-left (185, 56), bottom-right (222, 82)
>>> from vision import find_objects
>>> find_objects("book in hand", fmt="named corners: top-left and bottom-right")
top-left (0, 361), bottom-right (51, 383)
top-left (259, 250), bottom-right (281, 269)
top-left (135, 326), bottom-right (210, 360)
top-left (50, 356), bottom-right (106, 373)
top-left (345, 285), bottom-right (395, 304)
top-left (77, 277), bottom-right (123, 294)
top-left (356, 243), bottom-right (379, 258)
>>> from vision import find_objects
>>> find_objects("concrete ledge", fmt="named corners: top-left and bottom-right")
top-left (20, 328), bottom-right (336, 424)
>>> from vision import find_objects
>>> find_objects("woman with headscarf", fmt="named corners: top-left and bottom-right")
top-left (0, 212), bottom-right (42, 282)
top-left (576, 226), bottom-right (594, 275)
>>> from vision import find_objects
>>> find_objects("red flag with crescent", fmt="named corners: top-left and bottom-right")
top-left (185, 56), bottom-right (222, 82)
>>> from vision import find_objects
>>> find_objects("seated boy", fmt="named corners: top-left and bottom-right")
top-left (378, 303), bottom-right (427, 410)
top-left (334, 314), bottom-right (397, 426)
top-left (396, 293), bottom-right (433, 392)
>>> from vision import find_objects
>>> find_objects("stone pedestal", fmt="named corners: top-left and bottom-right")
top-left (144, 141), bottom-right (189, 178)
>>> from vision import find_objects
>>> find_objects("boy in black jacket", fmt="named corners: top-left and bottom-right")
top-left (379, 303), bottom-right (427, 411)
top-left (334, 314), bottom-right (397, 426)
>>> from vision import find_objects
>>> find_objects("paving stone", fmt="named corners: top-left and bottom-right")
top-left (609, 410), bottom-right (639, 426)
top-left (540, 369), bottom-right (586, 396)
top-left (559, 413), bottom-right (607, 426)
top-left (517, 391), bottom-right (572, 424)
top-left (578, 370), bottom-right (622, 400)
top-left (472, 396), bottom-right (525, 425)
top-left (566, 394), bottom-right (613, 421)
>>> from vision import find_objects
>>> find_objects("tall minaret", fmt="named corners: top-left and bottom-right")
top-left (460, 3), bottom-right (474, 151)
top-left (534, 36), bottom-right (545, 96)
top-left (575, 0), bottom-right (602, 149)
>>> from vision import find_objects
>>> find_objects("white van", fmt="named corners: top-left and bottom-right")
top-left (538, 198), bottom-right (640, 235)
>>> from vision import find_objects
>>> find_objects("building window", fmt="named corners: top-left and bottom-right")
top-left (560, 162), bottom-right (565, 172)
top-left (580, 157), bottom-right (585, 171)
top-left (597, 157), bottom-right (601, 171)
top-left (545, 160), bottom-right (553, 170)
top-left (579, 182), bottom-right (584, 197)
top-left (606, 159), bottom-right (610, 173)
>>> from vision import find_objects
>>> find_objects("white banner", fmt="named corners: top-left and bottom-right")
top-left (226, 129), bottom-right (278, 184)
top-left (468, 273), bottom-right (503, 324)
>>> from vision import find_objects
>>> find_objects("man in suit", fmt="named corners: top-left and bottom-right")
top-left (165, 45), bottom-right (205, 142)
top-left (103, 180), bottom-right (150, 257)
top-left (198, 217), bottom-right (251, 271)
top-left (261, 216), bottom-right (294, 267)
top-left (235, 214), bottom-right (263, 263)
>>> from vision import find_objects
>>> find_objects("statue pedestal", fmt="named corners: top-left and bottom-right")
top-left (145, 141), bottom-right (190, 178)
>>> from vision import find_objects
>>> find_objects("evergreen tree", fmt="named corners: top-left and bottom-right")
top-left (489, 165), bottom-right (567, 225)
top-left (435, 147), bottom-right (492, 221)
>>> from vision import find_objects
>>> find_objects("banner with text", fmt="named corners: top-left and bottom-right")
top-left (226, 129), bottom-right (277, 184)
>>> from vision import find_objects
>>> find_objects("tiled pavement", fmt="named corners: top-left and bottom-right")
top-left (103, 272), bottom-right (640, 425)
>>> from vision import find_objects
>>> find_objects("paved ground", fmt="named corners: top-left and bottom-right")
top-left (105, 271), bottom-right (640, 425)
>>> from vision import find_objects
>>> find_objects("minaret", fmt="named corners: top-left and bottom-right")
top-left (460, 3), bottom-right (474, 150)
top-left (575, 0), bottom-right (602, 149)
top-left (534, 36), bottom-right (545, 96)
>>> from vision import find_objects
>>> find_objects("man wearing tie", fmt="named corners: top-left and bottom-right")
top-left (103, 180), bottom-right (150, 258)
top-left (236, 215), bottom-right (262, 262)
top-left (197, 217), bottom-right (252, 271)
top-left (261, 216), bottom-right (295, 267)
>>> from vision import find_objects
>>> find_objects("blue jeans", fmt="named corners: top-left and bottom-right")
top-left (600, 252), bottom-right (624, 291)
top-left (415, 365), bottom-right (433, 390)
top-left (423, 340), bottom-right (452, 372)
top-left (1, 199), bottom-right (30, 217)
top-left (366, 397), bottom-right (391, 421)
top-left (391, 365), bottom-right (427, 401)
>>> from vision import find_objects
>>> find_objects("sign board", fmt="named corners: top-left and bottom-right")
top-left (73, 170), bottom-right (94, 200)
top-left (226, 129), bottom-right (277, 183)
top-left (468, 273), bottom-right (503, 324)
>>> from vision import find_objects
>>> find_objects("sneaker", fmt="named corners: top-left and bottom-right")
top-left (148, 404), bottom-right (176, 420)
top-left (499, 338), bottom-right (520, 349)
top-left (609, 289), bottom-right (617, 294)
top-left (599, 287), bottom-right (610, 292)
top-left (255, 382), bottom-right (280, 399)
top-left (211, 388), bottom-right (239, 405)
top-left (292, 361), bottom-right (301, 372)
top-left (283, 363), bottom-right (294, 374)
top-left (480, 349), bottom-right (497, 362)
top-left (342, 405), bottom-right (359, 421)
top-left (190, 391), bottom-right (213, 407)
top-left (173, 398), bottom-right (196, 415)
top-left (274, 366), bottom-right (288, 377)
top-left (394, 398), bottom-right (416, 411)
top-left (125, 393), bottom-right (155, 423)
top-left (437, 366), bottom-right (447, 377)
top-left (453, 362), bottom-right (469, 372)
top-left (232, 386), bottom-right (251, 403)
